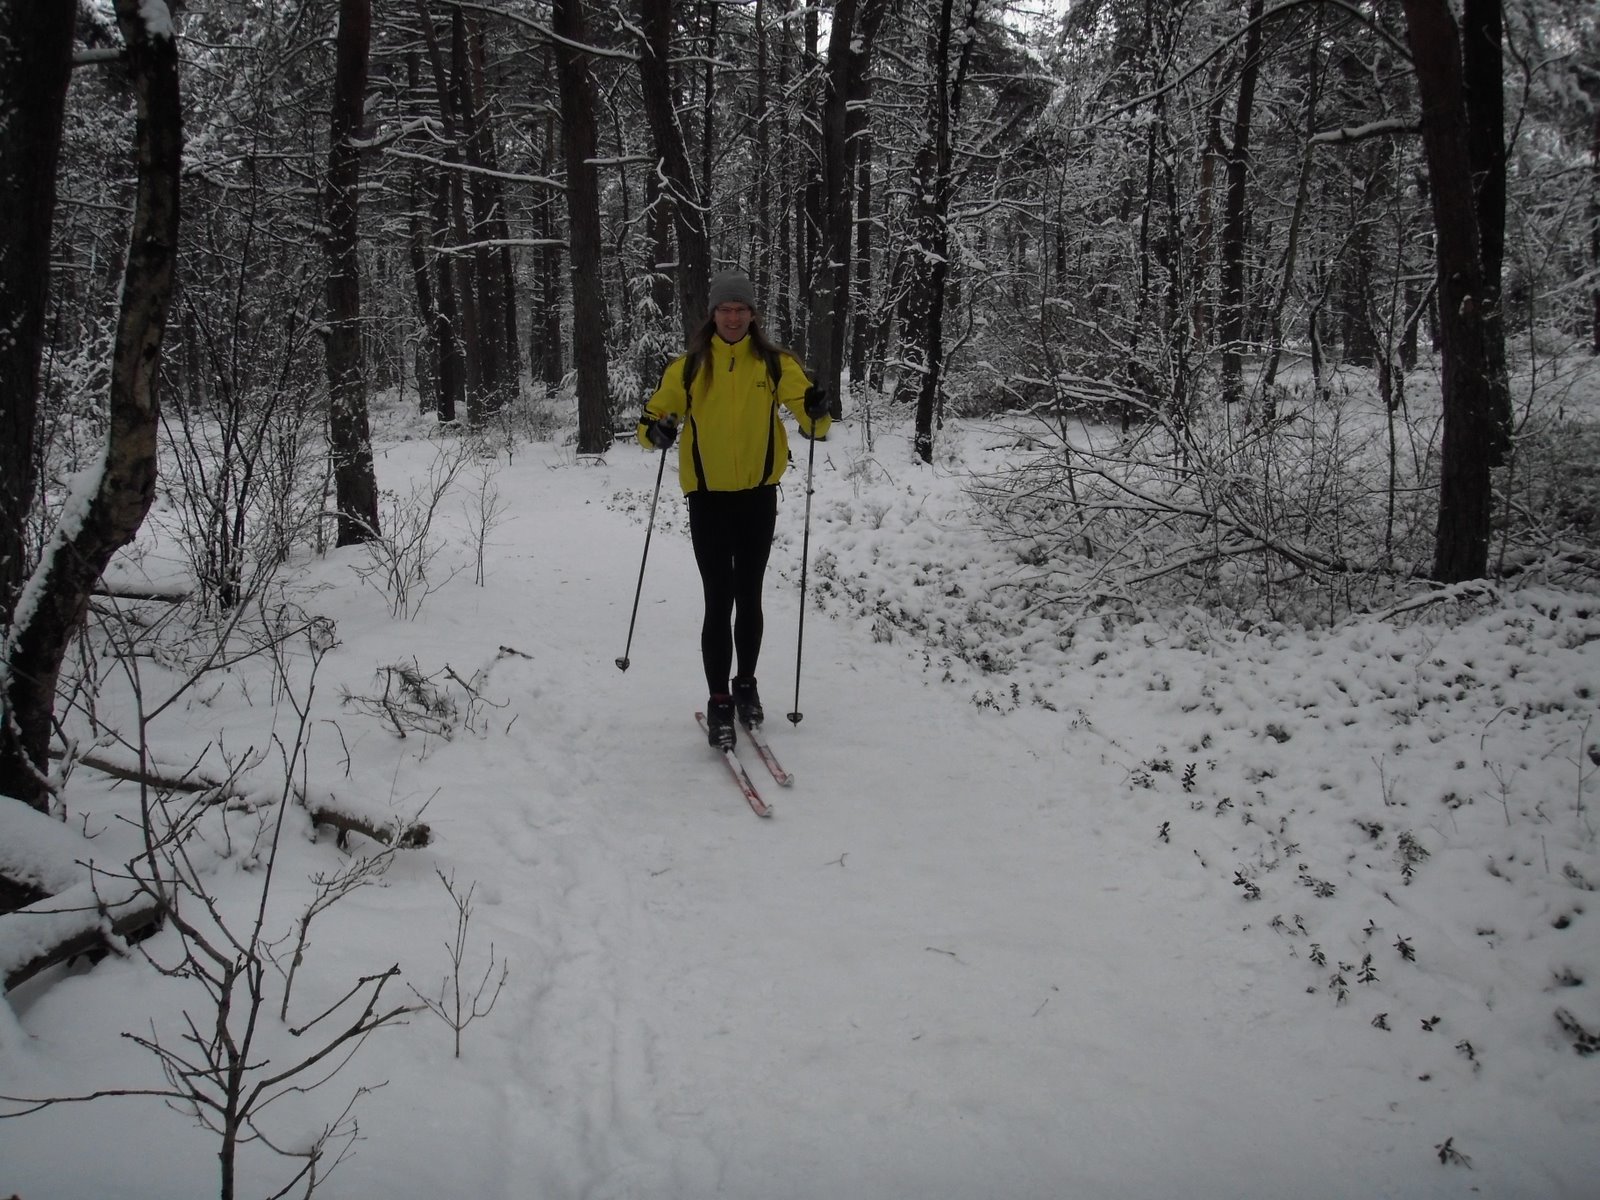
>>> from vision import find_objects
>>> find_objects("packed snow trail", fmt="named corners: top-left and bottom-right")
top-left (3, 426), bottom-right (1594, 1200)
top-left (305, 437), bottom-right (1556, 1200)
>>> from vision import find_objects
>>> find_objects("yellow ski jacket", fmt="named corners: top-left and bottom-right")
top-left (636, 334), bottom-right (831, 494)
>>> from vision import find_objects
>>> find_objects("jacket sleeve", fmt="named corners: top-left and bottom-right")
top-left (776, 352), bottom-right (831, 441)
top-left (637, 355), bottom-right (690, 449)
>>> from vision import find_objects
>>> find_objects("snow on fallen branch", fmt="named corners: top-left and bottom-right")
top-left (50, 747), bottom-right (431, 849)
top-left (0, 794), bottom-right (163, 992)
top-left (2, 876), bottom-right (163, 994)
top-left (1368, 580), bottom-right (1501, 622)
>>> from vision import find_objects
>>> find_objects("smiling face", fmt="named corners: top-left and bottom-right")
top-left (713, 302), bottom-right (753, 344)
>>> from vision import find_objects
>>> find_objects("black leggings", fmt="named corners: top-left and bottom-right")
top-left (687, 485), bottom-right (778, 695)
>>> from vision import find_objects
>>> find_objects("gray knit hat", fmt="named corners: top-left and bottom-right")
top-left (707, 269), bottom-right (757, 312)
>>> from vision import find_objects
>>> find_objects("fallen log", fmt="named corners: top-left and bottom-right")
top-left (2, 879), bottom-right (164, 994)
top-left (55, 749), bottom-right (431, 848)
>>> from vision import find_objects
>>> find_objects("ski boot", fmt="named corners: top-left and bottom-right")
top-left (732, 676), bottom-right (764, 730)
top-left (705, 694), bottom-right (737, 750)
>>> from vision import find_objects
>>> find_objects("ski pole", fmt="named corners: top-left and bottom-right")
top-left (615, 440), bottom-right (671, 672)
top-left (787, 426), bottom-right (818, 724)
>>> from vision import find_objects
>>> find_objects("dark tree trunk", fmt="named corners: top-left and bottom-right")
top-left (407, 178), bottom-right (440, 415)
top-left (404, 54), bottom-right (441, 415)
top-left (1, 0), bottom-right (180, 812)
top-left (809, 0), bottom-right (859, 393)
top-left (0, 0), bottom-right (75, 626)
top-left (530, 106), bottom-right (564, 388)
top-left (1462, 0), bottom-right (1509, 401)
top-left (810, 0), bottom-right (890, 406)
top-left (753, 0), bottom-right (773, 303)
top-left (775, 18), bottom-right (794, 344)
top-left (477, 19), bottom-right (522, 395)
top-left (457, 10), bottom-right (517, 411)
top-left (1401, 0), bottom-right (1511, 583)
top-left (638, 0), bottom-right (711, 338)
top-left (1218, 0), bottom-right (1265, 408)
top-left (430, 164), bottom-right (465, 424)
top-left (325, 0), bottom-right (379, 547)
top-left (1191, 83), bottom-right (1225, 348)
top-left (417, 1), bottom-right (483, 421)
top-left (848, 123), bottom-right (875, 387)
top-left (553, 0), bottom-right (612, 453)
top-left (646, 169), bottom-right (675, 317)
top-left (900, 0), bottom-right (979, 463)
top-left (1592, 101), bottom-right (1600, 354)
top-left (1262, 12), bottom-right (1325, 406)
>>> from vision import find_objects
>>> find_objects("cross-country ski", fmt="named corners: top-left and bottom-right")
top-left (695, 712), bottom-right (772, 817)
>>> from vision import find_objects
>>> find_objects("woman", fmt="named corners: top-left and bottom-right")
top-left (637, 268), bottom-right (831, 750)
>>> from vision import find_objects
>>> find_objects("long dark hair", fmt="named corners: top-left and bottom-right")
top-left (683, 309), bottom-right (800, 389)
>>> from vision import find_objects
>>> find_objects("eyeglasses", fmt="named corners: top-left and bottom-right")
top-left (714, 304), bottom-right (752, 316)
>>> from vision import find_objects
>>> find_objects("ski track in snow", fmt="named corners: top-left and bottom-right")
top-left (3, 412), bottom-right (1597, 1200)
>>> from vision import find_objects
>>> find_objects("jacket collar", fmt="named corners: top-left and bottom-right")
top-left (711, 334), bottom-right (752, 365)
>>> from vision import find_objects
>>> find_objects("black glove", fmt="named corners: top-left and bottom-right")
top-left (645, 415), bottom-right (678, 450)
top-left (803, 385), bottom-right (829, 421)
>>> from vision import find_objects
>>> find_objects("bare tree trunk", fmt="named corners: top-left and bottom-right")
top-left (1462, 0), bottom-right (1509, 406)
top-left (901, 0), bottom-right (980, 463)
top-left (1262, 9), bottom-right (1325, 407)
top-left (325, 0), bottom-right (379, 547)
top-left (775, 13), bottom-right (794, 344)
top-left (404, 52), bottom-right (441, 416)
top-left (429, 163), bottom-right (466, 423)
top-left (553, 0), bottom-right (612, 454)
top-left (810, 0), bottom-right (890, 408)
top-left (638, 0), bottom-right (711, 339)
top-left (1401, 0), bottom-right (1511, 582)
top-left (417, 0), bottom-right (484, 422)
top-left (0, 0), bottom-right (75, 626)
top-left (753, 0), bottom-right (773, 302)
top-left (458, 10), bottom-right (518, 410)
top-left (1190, 83), bottom-right (1225, 349)
top-left (848, 123), bottom-right (875, 387)
top-left (1592, 99), bottom-right (1600, 354)
top-left (0, 0), bottom-right (181, 812)
top-left (530, 105), bottom-right (564, 388)
top-left (1218, 0), bottom-right (1265, 409)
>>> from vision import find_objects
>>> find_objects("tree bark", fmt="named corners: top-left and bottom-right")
top-left (0, 0), bottom-right (181, 812)
top-left (1401, 0), bottom-right (1511, 582)
top-left (810, 0), bottom-right (891, 406)
top-left (325, 0), bottom-right (379, 547)
top-left (554, 0), bottom-right (612, 453)
top-left (405, 52), bottom-right (442, 415)
top-left (458, 10), bottom-right (519, 410)
top-left (639, 0), bottom-right (711, 339)
top-left (1218, 0), bottom-right (1265, 408)
top-left (530, 104), bottom-right (564, 388)
top-left (1262, 9), bottom-right (1325, 406)
top-left (418, 0), bottom-right (484, 421)
top-left (0, 0), bottom-right (76, 626)
top-left (900, 0), bottom-right (979, 463)
top-left (1462, 0), bottom-right (1509, 401)
top-left (1592, 98), bottom-right (1599, 354)
top-left (848, 123), bottom-right (876, 387)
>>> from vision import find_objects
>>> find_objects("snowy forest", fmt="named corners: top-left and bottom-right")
top-left (3, 0), bottom-right (1600, 1197)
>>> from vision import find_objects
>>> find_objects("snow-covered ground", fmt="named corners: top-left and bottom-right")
top-left (2, 396), bottom-right (1597, 1199)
